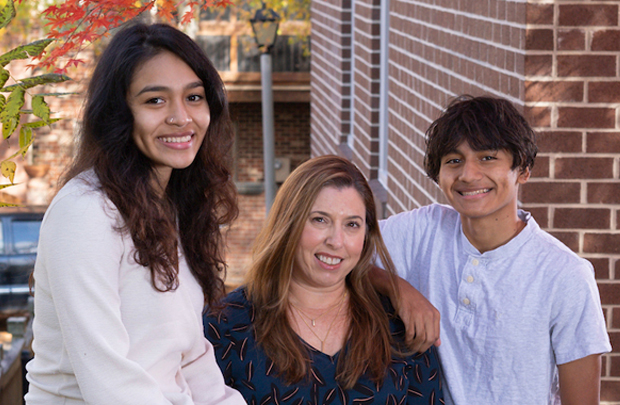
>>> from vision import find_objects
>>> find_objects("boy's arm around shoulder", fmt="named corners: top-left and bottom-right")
top-left (370, 265), bottom-right (440, 353)
top-left (374, 205), bottom-right (448, 353)
top-left (558, 353), bottom-right (602, 405)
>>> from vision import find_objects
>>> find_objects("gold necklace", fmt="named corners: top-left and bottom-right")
top-left (289, 294), bottom-right (345, 327)
top-left (291, 291), bottom-right (347, 352)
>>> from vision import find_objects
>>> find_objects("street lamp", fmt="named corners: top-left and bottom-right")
top-left (250, 3), bottom-right (279, 215)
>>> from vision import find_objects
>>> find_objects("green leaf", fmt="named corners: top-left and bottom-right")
top-left (22, 118), bottom-right (60, 129)
top-left (0, 86), bottom-right (24, 138)
top-left (19, 125), bottom-right (32, 149)
top-left (0, 0), bottom-right (16, 31)
top-left (32, 95), bottom-right (50, 124)
top-left (1, 85), bottom-right (24, 116)
top-left (2, 73), bottom-right (71, 91)
top-left (2, 115), bottom-right (17, 139)
top-left (7, 132), bottom-right (33, 160)
top-left (0, 39), bottom-right (55, 67)
top-left (0, 93), bottom-right (5, 112)
top-left (0, 69), bottom-right (9, 89)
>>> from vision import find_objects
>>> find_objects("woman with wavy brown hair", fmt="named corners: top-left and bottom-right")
top-left (204, 155), bottom-right (443, 404)
top-left (25, 23), bottom-right (245, 405)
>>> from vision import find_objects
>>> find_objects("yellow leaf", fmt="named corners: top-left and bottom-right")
top-left (0, 201), bottom-right (20, 207)
top-left (1, 159), bottom-right (16, 183)
top-left (0, 182), bottom-right (17, 190)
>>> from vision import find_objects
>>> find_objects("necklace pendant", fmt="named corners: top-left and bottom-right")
top-left (311, 320), bottom-right (316, 327)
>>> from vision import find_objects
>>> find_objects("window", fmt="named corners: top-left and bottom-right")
top-left (195, 35), bottom-right (231, 71)
top-left (13, 219), bottom-right (42, 254)
top-left (199, 6), bottom-right (231, 21)
top-left (237, 35), bottom-right (310, 73)
top-left (272, 36), bottom-right (310, 72)
top-left (0, 222), bottom-right (4, 254)
top-left (237, 35), bottom-right (261, 72)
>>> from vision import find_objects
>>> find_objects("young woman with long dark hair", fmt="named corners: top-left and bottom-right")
top-left (25, 23), bottom-right (245, 405)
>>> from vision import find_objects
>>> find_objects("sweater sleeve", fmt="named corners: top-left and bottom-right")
top-left (35, 188), bottom-right (175, 404)
top-left (181, 333), bottom-right (247, 405)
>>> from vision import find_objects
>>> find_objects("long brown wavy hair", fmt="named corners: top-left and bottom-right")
top-left (62, 23), bottom-right (237, 305)
top-left (245, 155), bottom-right (401, 389)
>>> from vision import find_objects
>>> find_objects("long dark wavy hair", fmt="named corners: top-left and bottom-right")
top-left (62, 23), bottom-right (238, 305)
top-left (245, 155), bottom-right (401, 389)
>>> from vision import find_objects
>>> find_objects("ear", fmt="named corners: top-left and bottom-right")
top-left (517, 167), bottom-right (531, 184)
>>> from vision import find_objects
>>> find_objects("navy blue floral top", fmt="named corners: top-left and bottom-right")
top-left (204, 288), bottom-right (444, 405)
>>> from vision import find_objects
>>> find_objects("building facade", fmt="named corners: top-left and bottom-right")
top-left (310, 0), bottom-right (620, 400)
top-left (2, 7), bottom-right (312, 284)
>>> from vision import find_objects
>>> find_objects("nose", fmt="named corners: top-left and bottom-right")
top-left (325, 226), bottom-right (344, 249)
top-left (458, 160), bottom-right (482, 182)
top-left (166, 101), bottom-right (192, 126)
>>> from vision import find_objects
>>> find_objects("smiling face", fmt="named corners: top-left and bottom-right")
top-left (127, 50), bottom-right (210, 189)
top-left (292, 186), bottom-right (367, 292)
top-left (438, 141), bottom-right (530, 225)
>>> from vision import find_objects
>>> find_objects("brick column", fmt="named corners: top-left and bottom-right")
top-left (349, 0), bottom-right (382, 179)
top-left (310, 0), bottom-right (353, 157)
top-left (521, 2), bottom-right (620, 399)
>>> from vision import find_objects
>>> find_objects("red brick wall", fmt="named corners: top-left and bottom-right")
top-left (230, 102), bottom-right (311, 182)
top-left (225, 101), bottom-right (311, 284)
top-left (223, 193), bottom-right (265, 287)
top-left (521, 2), bottom-right (620, 400)
top-left (386, 0), bottom-right (527, 213)
top-left (349, 0), bottom-right (382, 179)
top-left (310, 0), bottom-right (353, 157)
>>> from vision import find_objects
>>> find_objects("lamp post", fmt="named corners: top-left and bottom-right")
top-left (250, 3), bottom-right (280, 215)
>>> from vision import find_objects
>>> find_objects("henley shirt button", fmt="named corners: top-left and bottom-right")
top-left (463, 298), bottom-right (471, 305)
top-left (472, 259), bottom-right (479, 266)
top-left (467, 276), bottom-right (474, 283)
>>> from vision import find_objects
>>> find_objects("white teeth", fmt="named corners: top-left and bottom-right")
top-left (160, 135), bottom-right (191, 143)
top-left (461, 189), bottom-right (490, 196)
top-left (317, 255), bottom-right (343, 265)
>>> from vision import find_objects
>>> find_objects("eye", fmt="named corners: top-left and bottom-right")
top-left (444, 158), bottom-right (461, 165)
top-left (346, 220), bottom-right (362, 229)
top-left (311, 216), bottom-right (326, 224)
top-left (187, 94), bottom-right (204, 102)
top-left (145, 97), bottom-right (164, 105)
top-left (481, 155), bottom-right (497, 161)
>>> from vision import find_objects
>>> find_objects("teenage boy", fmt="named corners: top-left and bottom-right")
top-left (376, 95), bottom-right (611, 404)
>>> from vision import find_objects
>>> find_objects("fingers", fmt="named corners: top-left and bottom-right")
top-left (394, 277), bottom-right (441, 353)
top-left (407, 307), bottom-right (441, 353)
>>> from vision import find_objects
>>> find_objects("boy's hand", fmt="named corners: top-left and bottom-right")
top-left (370, 266), bottom-right (441, 352)
top-left (396, 276), bottom-right (441, 352)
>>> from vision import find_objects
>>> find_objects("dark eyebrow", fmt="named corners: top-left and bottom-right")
top-left (135, 81), bottom-right (204, 97)
top-left (311, 210), bottom-right (364, 221)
